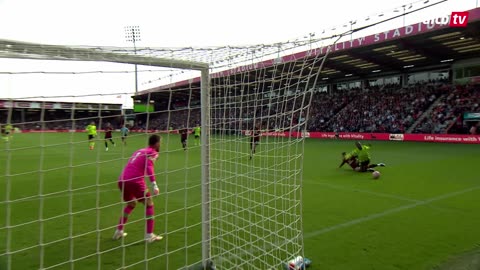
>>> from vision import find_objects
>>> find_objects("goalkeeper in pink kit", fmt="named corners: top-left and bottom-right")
top-left (113, 134), bottom-right (163, 243)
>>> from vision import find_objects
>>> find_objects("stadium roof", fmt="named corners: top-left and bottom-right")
top-left (135, 7), bottom-right (480, 100)
top-left (0, 99), bottom-right (123, 110)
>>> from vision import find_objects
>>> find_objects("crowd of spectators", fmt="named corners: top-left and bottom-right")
top-left (307, 90), bottom-right (354, 131)
top-left (133, 108), bottom-right (200, 130)
top-left (0, 110), bottom-right (122, 130)
top-left (414, 84), bottom-right (480, 134)
top-left (315, 82), bottom-right (449, 133)
top-left (207, 88), bottom-right (308, 132)
top-left (2, 81), bottom-right (479, 135)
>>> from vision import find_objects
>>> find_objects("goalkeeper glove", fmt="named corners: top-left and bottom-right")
top-left (151, 181), bottom-right (159, 196)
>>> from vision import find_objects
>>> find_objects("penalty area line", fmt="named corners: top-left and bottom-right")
top-left (303, 184), bottom-right (480, 239)
top-left (303, 179), bottom-right (420, 203)
top-left (216, 184), bottom-right (480, 265)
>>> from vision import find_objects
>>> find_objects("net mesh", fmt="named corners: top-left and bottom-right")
top-left (0, 91), bottom-right (207, 270)
top-left (0, 39), bottom-right (331, 269)
top-left (208, 49), bottom-right (328, 269)
top-left (0, 2), bottom-right (440, 266)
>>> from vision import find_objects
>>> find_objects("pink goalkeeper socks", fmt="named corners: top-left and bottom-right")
top-left (117, 204), bottom-right (135, 231)
top-left (146, 205), bottom-right (154, 234)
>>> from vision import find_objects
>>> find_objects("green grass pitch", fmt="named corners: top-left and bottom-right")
top-left (0, 133), bottom-right (479, 270)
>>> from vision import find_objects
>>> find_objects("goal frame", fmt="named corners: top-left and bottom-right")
top-left (0, 38), bottom-right (213, 269)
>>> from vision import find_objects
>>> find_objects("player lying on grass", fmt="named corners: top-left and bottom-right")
top-left (339, 149), bottom-right (359, 170)
top-left (113, 134), bottom-right (163, 243)
top-left (354, 141), bottom-right (386, 172)
top-left (339, 142), bottom-right (385, 172)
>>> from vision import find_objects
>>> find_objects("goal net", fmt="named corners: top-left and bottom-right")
top-left (0, 35), bottom-right (333, 270)
top-left (207, 46), bottom-right (331, 269)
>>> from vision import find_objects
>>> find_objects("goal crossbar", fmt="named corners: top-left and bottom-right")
top-left (0, 39), bottom-right (209, 70)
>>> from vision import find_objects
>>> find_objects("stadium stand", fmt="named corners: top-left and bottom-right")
top-left (4, 81), bottom-right (477, 136)
top-left (127, 7), bottom-right (480, 136)
top-left (121, 80), bottom-right (479, 135)
top-left (133, 108), bottom-right (200, 131)
top-left (315, 82), bottom-right (448, 133)
top-left (413, 84), bottom-right (480, 134)
top-left (0, 101), bottom-right (123, 131)
top-left (3, 7), bottom-right (480, 136)
top-left (307, 90), bottom-right (354, 132)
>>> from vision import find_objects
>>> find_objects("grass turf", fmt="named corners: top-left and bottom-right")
top-left (0, 133), bottom-right (479, 269)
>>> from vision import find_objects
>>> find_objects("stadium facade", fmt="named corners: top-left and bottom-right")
top-left (0, 100), bottom-right (123, 131)
top-left (2, 8), bottom-right (480, 139)
top-left (136, 7), bottom-right (480, 95)
top-left (132, 7), bottom-right (480, 140)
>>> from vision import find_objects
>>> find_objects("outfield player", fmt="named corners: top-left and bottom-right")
top-left (249, 124), bottom-right (261, 160)
top-left (4, 123), bottom-right (13, 141)
top-left (86, 121), bottom-right (97, 150)
top-left (354, 141), bottom-right (385, 172)
top-left (104, 123), bottom-right (116, 151)
top-left (339, 149), bottom-right (359, 170)
top-left (1, 124), bottom-right (6, 142)
top-left (179, 128), bottom-right (188, 150)
top-left (113, 134), bottom-right (163, 243)
top-left (120, 125), bottom-right (129, 146)
top-left (193, 125), bottom-right (201, 146)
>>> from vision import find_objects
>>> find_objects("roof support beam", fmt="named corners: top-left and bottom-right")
top-left (347, 50), bottom-right (403, 73)
top-left (397, 39), bottom-right (443, 62)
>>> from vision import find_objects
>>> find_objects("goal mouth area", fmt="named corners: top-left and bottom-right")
top-left (0, 47), bottom-right (326, 270)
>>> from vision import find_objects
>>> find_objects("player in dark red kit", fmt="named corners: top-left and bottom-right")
top-left (339, 150), bottom-right (359, 170)
top-left (250, 124), bottom-right (261, 160)
top-left (179, 128), bottom-right (188, 151)
top-left (104, 123), bottom-right (116, 151)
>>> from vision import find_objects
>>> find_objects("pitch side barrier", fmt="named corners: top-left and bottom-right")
top-left (18, 130), bottom-right (480, 144)
top-left (20, 129), bottom-right (178, 134)
top-left (244, 131), bottom-right (480, 144)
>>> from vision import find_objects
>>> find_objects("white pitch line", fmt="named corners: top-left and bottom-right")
top-left (0, 188), bottom-right (118, 204)
top-left (1, 177), bottom-right (202, 204)
top-left (216, 184), bottom-right (480, 265)
top-left (303, 180), bottom-right (420, 203)
top-left (303, 184), bottom-right (480, 239)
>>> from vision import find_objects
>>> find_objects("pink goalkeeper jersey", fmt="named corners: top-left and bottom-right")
top-left (119, 147), bottom-right (159, 184)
